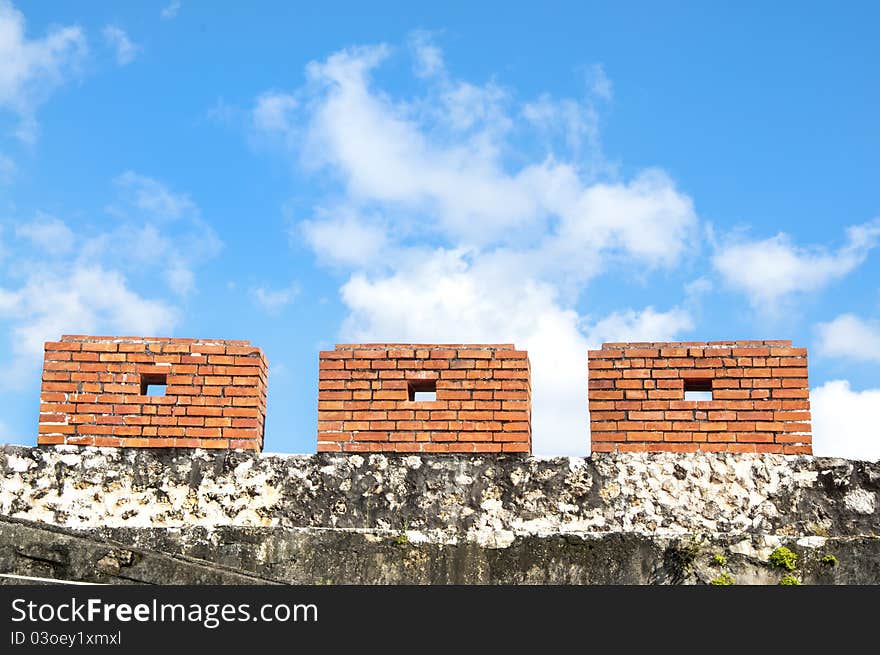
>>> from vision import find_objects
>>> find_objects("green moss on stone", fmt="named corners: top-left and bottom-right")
top-left (710, 573), bottom-right (734, 586)
top-left (768, 546), bottom-right (798, 571)
top-left (821, 553), bottom-right (838, 567)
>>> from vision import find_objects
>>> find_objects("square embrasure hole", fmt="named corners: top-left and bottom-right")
top-left (140, 372), bottom-right (168, 397)
top-left (683, 378), bottom-right (713, 401)
top-left (407, 379), bottom-right (437, 402)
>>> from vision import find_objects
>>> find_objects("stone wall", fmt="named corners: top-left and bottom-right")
top-left (2, 445), bottom-right (877, 584)
top-left (2, 445), bottom-right (876, 538)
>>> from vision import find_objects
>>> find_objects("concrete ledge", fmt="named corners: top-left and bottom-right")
top-left (2, 515), bottom-right (878, 584)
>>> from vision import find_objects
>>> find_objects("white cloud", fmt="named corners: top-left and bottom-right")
top-left (409, 31), bottom-right (444, 78)
top-left (6, 175), bottom-right (218, 309)
top-left (112, 171), bottom-right (197, 220)
top-left (685, 276), bottom-right (713, 300)
top-left (102, 25), bottom-right (139, 66)
top-left (0, 0), bottom-right (87, 142)
top-left (811, 380), bottom-right (880, 461)
top-left (713, 219), bottom-right (880, 310)
top-left (253, 283), bottom-right (299, 313)
top-left (160, 1), bottom-right (181, 20)
top-left (252, 91), bottom-right (298, 135)
top-left (165, 260), bottom-right (196, 296)
top-left (15, 212), bottom-right (73, 253)
top-left (551, 168), bottom-right (697, 269)
top-left (257, 42), bottom-right (697, 260)
top-left (523, 94), bottom-right (600, 156)
top-left (299, 208), bottom-right (388, 267)
top-left (585, 63), bottom-right (612, 101)
top-left (101, 172), bottom-right (221, 295)
top-left (0, 264), bottom-right (177, 388)
top-left (253, 40), bottom-right (700, 454)
top-left (582, 307), bottom-right (693, 345)
top-left (816, 313), bottom-right (880, 363)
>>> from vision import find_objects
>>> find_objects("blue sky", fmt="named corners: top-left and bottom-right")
top-left (0, 1), bottom-right (878, 458)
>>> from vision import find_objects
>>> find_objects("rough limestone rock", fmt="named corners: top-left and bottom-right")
top-left (1, 445), bottom-right (878, 584)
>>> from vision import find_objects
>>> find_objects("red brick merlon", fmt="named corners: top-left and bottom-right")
top-left (38, 335), bottom-right (268, 450)
top-left (317, 344), bottom-right (531, 454)
top-left (587, 340), bottom-right (811, 455)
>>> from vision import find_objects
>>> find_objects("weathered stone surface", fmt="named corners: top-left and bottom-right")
top-left (0, 516), bottom-right (276, 585)
top-left (2, 445), bottom-right (878, 539)
top-left (1, 516), bottom-right (878, 585)
top-left (1, 445), bottom-right (878, 584)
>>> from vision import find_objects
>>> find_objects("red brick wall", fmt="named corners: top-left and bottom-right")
top-left (317, 344), bottom-right (531, 454)
top-left (38, 335), bottom-right (268, 450)
top-left (587, 340), bottom-right (811, 455)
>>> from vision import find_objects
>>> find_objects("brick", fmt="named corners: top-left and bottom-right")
top-left (314, 344), bottom-right (531, 453)
top-left (657, 443), bottom-right (700, 453)
top-left (591, 431), bottom-right (626, 442)
top-left (775, 433), bottom-right (811, 443)
top-left (428, 349), bottom-right (457, 359)
top-left (46, 341), bottom-right (82, 352)
top-left (457, 349), bottom-right (492, 359)
top-left (185, 427), bottom-right (223, 438)
top-left (713, 389), bottom-right (750, 399)
top-left (37, 336), bottom-right (267, 451)
top-left (772, 367), bottom-right (809, 378)
top-left (770, 347), bottom-right (807, 357)
top-left (320, 349), bottom-right (354, 360)
top-left (622, 348), bottom-right (659, 358)
top-left (627, 431), bottom-right (662, 442)
top-left (663, 432), bottom-right (694, 442)
top-left (617, 443), bottom-right (648, 452)
top-left (754, 444), bottom-right (784, 453)
top-left (736, 432), bottom-right (774, 443)
top-left (496, 350), bottom-right (527, 359)
top-left (588, 340), bottom-right (811, 454)
top-left (501, 422), bottom-right (530, 432)
top-left (81, 342), bottom-right (118, 352)
top-left (38, 424), bottom-right (75, 434)
top-left (753, 421), bottom-right (783, 432)
top-left (591, 411), bottom-right (626, 421)
top-left (732, 347), bottom-right (770, 357)
top-left (774, 411), bottom-right (810, 421)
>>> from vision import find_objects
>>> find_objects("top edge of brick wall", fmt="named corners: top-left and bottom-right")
top-left (598, 340), bottom-right (793, 349)
top-left (60, 335), bottom-right (252, 346)
top-left (333, 343), bottom-right (517, 349)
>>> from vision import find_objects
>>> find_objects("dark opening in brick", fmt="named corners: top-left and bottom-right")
top-left (408, 379), bottom-right (437, 402)
top-left (684, 378), bottom-right (713, 401)
top-left (140, 372), bottom-right (167, 397)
